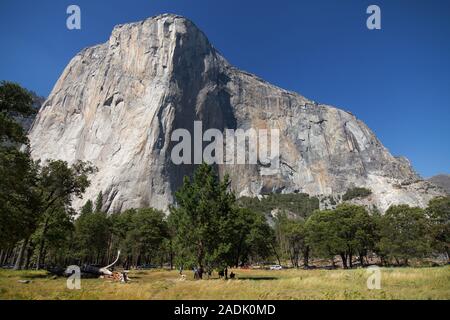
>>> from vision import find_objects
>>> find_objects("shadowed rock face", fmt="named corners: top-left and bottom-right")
top-left (14, 92), bottom-right (45, 133)
top-left (428, 175), bottom-right (450, 194)
top-left (28, 14), bottom-right (444, 212)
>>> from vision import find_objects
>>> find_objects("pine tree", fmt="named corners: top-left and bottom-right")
top-left (169, 164), bottom-right (237, 274)
top-left (0, 82), bottom-right (40, 268)
top-left (95, 191), bottom-right (104, 213)
top-left (81, 200), bottom-right (93, 215)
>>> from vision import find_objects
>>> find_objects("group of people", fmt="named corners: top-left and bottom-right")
top-left (178, 266), bottom-right (236, 280)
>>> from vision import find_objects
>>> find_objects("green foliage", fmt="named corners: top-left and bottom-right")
top-left (118, 208), bottom-right (168, 266)
top-left (0, 82), bottom-right (40, 250)
top-left (38, 160), bottom-right (95, 210)
top-left (376, 205), bottom-right (431, 264)
top-left (305, 209), bottom-right (340, 260)
top-left (274, 213), bottom-right (309, 267)
top-left (81, 200), bottom-right (93, 215)
top-left (31, 205), bottom-right (75, 266)
top-left (426, 196), bottom-right (450, 259)
top-left (72, 207), bottom-right (169, 267)
top-left (230, 208), bottom-right (275, 266)
top-left (169, 164), bottom-right (237, 270)
top-left (238, 193), bottom-right (319, 218)
top-left (305, 204), bottom-right (375, 268)
top-left (0, 83), bottom-right (447, 272)
top-left (94, 191), bottom-right (104, 213)
top-left (0, 148), bottom-right (40, 248)
top-left (30, 160), bottom-right (96, 268)
top-left (74, 211), bottom-right (111, 264)
top-left (0, 157), bottom-right (95, 268)
top-left (342, 187), bottom-right (372, 201)
top-left (0, 81), bottom-right (35, 144)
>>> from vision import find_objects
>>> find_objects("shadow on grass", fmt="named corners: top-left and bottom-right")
top-left (237, 277), bottom-right (278, 281)
top-left (22, 273), bottom-right (51, 279)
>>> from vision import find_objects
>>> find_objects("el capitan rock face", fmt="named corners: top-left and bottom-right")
top-left (28, 14), bottom-right (444, 212)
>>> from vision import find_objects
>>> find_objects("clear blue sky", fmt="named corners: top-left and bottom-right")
top-left (0, 0), bottom-right (449, 177)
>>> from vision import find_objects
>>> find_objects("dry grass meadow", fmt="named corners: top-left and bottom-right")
top-left (0, 266), bottom-right (449, 300)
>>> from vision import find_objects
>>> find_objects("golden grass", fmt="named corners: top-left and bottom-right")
top-left (0, 266), bottom-right (448, 300)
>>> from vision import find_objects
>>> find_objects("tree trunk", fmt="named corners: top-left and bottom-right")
top-left (235, 234), bottom-right (246, 267)
top-left (303, 246), bottom-right (310, 268)
top-left (359, 253), bottom-right (364, 267)
top-left (340, 253), bottom-right (348, 269)
top-left (0, 249), bottom-right (6, 265)
top-left (105, 235), bottom-right (113, 266)
top-left (41, 247), bottom-right (47, 267)
top-left (7, 248), bottom-right (14, 265)
top-left (289, 250), bottom-right (297, 268)
top-left (24, 246), bottom-right (33, 269)
top-left (3, 248), bottom-right (12, 265)
top-left (270, 243), bottom-right (282, 265)
top-left (349, 253), bottom-right (353, 269)
top-left (14, 238), bottom-right (29, 270)
top-left (36, 216), bottom-right (51, 270)
top-left (126, 255), bottom-right (131, 270)
top-left (27, 241), bottom-right (36, 269)
top-left (136, 253), bottom-right (142, 267)
top-left (197, 241), bottom-right (205, 270)
top-left (292, 247), bottom-right (300, 268)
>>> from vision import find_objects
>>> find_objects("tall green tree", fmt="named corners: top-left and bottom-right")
top-left (31, 205), bottom-right (75, 268)
top-left (108, 209), bottom-right (135, 267)
top-left (169, 164), bottom-right (237, 274)
top-left (230, 208), bottom-right (275, 267)
top-left (32, 160), bottom-right (95, 269)
top-left (275, 214), bottom-right (309, 268)
top-left (305, 204), bottom-right (375, 268)
top-left (121, 208), bottom-right (168, 267)
top-left (95, 191), bottom-right (104, 213)
top-left (426, 196), bottom-right (450, 261)
top-left (0, 81), bottom-right (41, 268)
top-left (305, 209), bottom-right (340, 265)
top-left (74, 211), bottom-right (111, 265)
top-left (81, 199), bottom-right (93, 215)
top-left (0, 149), bottom-right (40, 251)
top-left (376, 205), bottom-right (431, 265)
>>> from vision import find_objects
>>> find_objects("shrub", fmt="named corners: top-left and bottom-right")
top-left (342, 187), bottom-right (372, 201)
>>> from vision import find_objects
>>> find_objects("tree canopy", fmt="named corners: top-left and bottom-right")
top-left (376, 205), bottom-right (431, 265)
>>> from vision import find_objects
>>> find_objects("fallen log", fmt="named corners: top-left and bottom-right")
top-left (61, 250), bottom-right (121, 278)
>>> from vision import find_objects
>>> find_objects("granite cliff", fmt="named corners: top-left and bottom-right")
top-left (28, 14), bottom-right (444, 212)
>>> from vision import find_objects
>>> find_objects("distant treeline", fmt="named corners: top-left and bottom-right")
top-left (1, 82), bottom-right (449, 273)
